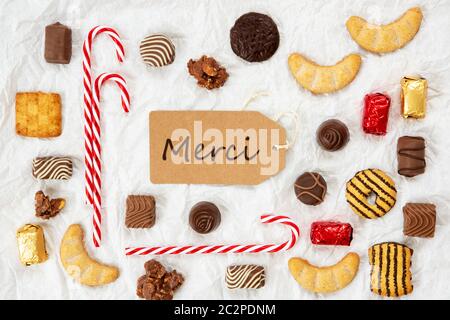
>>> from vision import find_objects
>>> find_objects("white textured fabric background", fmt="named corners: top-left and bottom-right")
top-left (1, 0), bottom-right (450, 300)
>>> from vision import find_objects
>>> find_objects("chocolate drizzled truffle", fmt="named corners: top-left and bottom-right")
top-left (189, 201), bottom-right (221, 234)
top-left (316, 119), bottom-right (350, 151)
top-left (230, 12), bottom-right (279, 62)
top-left (397, 136), bottom-right (426, 177)
top-left (294, 172), bottom-right (327, 206)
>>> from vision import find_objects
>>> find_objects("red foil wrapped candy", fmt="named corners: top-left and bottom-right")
top-left (310, 221), bottom-right (353, 246)
top-left (362, 93), bottom-right (391, 135)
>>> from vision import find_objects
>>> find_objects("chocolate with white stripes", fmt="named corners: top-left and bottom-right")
top-left (140, 34), bottom-right (175, 67)
top-left (32, 156), bottom-right (73, 180)
top-left (226, 265), bottom-right (265, 289)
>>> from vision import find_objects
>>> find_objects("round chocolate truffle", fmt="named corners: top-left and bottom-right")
top-left (230, 12), bottom-right (279, 62)
top-left (189, 202), bottom-right (221, 234)
top-left (316, 119), bottom-right (350, 151)
top-left (140, 34), bottom-right (175, 67)
top-left (294, 172), bottom-right (327, 206)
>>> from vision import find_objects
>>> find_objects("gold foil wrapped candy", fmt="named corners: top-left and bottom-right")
top-left (401, 76), bottom-right (427, 119)
top-left (16, 224), bottom-right (48, 265)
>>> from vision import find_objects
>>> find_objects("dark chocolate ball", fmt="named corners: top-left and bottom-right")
top-left (294, 172), bottom-right (327, 206)
top-left (189, 201), bottom-right (221, 234)
top-left (316, 119), bottom-right (350, 151)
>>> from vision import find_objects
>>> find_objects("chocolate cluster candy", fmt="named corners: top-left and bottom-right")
top-left (316, 119), bottom-right (349, 151)
top-left (187, 55), bottom-right (228, 90)
top-left (136, 260), bottom-right (184, 300)
top-left (16, 224), bottom-right (48, 266)
top-left (125, 195), bottom-right (156, 228)
top-left (403, 203), bottom-right (436, 238)
top-left (294, 172), bottom-right (327, 206)
top-left (44, 22), bottom-right (72, 64)
top-left (226, 265), bottom-right (265, 289)
top-left (230, 12), bottom-right (279, 62)
top-left (35, 191), bottom-right (65, 219)
top-left (401, 76), bottom-right (427, 119)
top-left (397, 136), bottom-right (426, 177)
top-left (363, 93), bottom-right (391, 135)
top-left (189, 201), bottom-right (221, 234)
top-left (310, 221), bottom-right (353, 246)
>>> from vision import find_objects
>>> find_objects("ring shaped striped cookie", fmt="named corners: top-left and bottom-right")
top-left (346, 169), bottom-right (396, 219)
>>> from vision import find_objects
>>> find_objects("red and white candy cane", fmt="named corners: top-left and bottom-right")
top-left (125, 215), bottom-right (300, 256)
top-left (91, 73), bottom-right (130, 247)
top-left (83, 26), bottom-right (125, 207)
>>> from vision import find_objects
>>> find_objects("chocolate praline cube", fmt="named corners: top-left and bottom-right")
top-left (403, 203), bottom-right (436, 238)
top-left (125, 195), bottom-right (156, 228)
top-left (45, 22), bottom-right (72, 64)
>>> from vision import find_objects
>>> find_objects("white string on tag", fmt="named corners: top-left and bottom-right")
top-left (241, 92), bottom-right (300, 151)
top-left (273, 112), bottom-right (300, 151)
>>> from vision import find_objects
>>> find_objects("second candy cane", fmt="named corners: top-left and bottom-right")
top-left (91, 73), bottom-right (130, 247)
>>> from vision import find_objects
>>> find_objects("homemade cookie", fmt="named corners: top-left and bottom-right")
top-left (346, 7), bottom-right (423, 54)
top-left (288, 53), bottom-right (361, 94)
top-left (346, 169), bottom-right (397, 219)
top-left (368, 242), bottom-right (413, 297)
top-left (230, 12), bottom-right (279, 62)
top-left (16, 92), bottom-right (62, 137)
top-left (60, 224), bottom-right (119, 286)
top-left (288, 253), bottom-right (360, 293)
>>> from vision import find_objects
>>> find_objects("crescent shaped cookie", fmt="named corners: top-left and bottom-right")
top-left (60, 224), bottom-right (119, 286)
top-left (288, 53), bottom-right (362, 94)
top-left (288, 252), bottom-right (360, 293)
top-left (346, 7), bottom-right (423, 53)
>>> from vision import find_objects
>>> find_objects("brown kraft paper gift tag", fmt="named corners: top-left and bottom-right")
top-left (150, 111), bottom-right (286, 185)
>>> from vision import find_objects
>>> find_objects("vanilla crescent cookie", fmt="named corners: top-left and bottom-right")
top-left (288, 253), bottom-right (360, 293)
top-left (288, 53), bottom-right (362, 94)
top-left (60, 224), bottom-right (119, 286)
top-left (346, 7), bottom-right (423, 54)
top-left (346, 169), bottom-right (397, 219)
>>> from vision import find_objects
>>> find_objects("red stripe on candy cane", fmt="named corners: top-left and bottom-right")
top-left (124, 215), bottom-right (300, 256)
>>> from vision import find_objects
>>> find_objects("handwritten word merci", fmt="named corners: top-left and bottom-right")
top-left (162, 121), bottom-right (281, 175)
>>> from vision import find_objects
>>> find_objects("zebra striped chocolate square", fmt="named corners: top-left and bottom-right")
top-left (32, 156), bottom-right (73, 180)
top-left (226, 265), bottom-right (265, 289)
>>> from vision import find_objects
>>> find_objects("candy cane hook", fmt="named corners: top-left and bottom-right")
top-left (91, 73), bottom-right (130, 247)
top-left (83, 26), bottom-right (125, 207)
top-left (125, 215), bottom-right (300, 256)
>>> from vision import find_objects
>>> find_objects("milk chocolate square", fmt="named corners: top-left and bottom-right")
top-left (403, 203), bottom-right (436, 238)
top-left (45, 22), bottom-right (72, 64)
top-left (125, 195), bottom-right (156, 228)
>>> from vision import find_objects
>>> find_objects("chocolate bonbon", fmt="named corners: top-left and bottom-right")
top-left (189, 201), bottom-right (221, 234)
top-left (230, 12), bottom-right (279, 62)
top-left (187, 55), bottom-right (228, 90)
top-left (140, 34), bottom-right (175, 67)
top-left (16, 224), bottom-right (48, 266)
top-left (346, 169), bottom-right (397, 219)
top-left (136, 259), bottom-right (184, 300)
top-left (16, 92), bottom-right (62, 138)
top-left (397, 136), bottom-right (426, 177)
top-left (401, 76), bottom-right (427, 119)
top-left (310, 221), bottom-right (353, 246)
top-left (294, 172), bottom-right (327, 206)
top-left (125, 195), bottom-right (156, 228)
top-left (363, 93), bottom-right (391, 135)
top-left (226, 265), bottom-right (265, 289)
top-left (32, 156), bottom-right (72, 180)
top-left (44, 22), bottom-right (72, 64)
top-left (35, 191), bottom-right (65, 219)
top-left (368, 242), bottom-right (413, 297)
top-left (316, 119), bottom-right (349, 151)
top-left (403, 203), bottom-right (436, 238)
